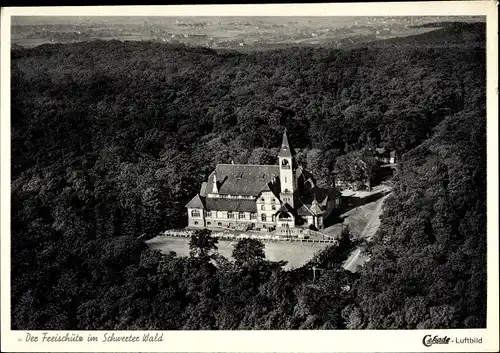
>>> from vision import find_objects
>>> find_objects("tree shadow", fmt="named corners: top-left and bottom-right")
top-left (371, 165), bottom-right (394, 186)
top-left (324, 189), bottom-right (391, 228)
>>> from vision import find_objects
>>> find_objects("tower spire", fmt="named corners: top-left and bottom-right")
top-left (282, 128), bottom-right (290, 149)
top-left (278, 128), bottom-right (294, 158)
top-left (278, 129), bottom-right (296, 208)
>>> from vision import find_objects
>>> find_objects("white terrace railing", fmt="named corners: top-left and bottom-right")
top-left (161, 229), bottom-right (194, 237)
top-left (158, 228), bottom-right (337, 244)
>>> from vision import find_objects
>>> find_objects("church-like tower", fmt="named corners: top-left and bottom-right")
top-left (278, 129), bottom-right (297, 208)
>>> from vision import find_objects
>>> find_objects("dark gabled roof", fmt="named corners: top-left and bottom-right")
top-left (260, 182), bottom-right (272, 192)
top-left (206, 164), bottom-right (280, 196)
top-left (300, 185), bottom-right (337, 206)
top-left (310, 199), bottom-right (325, 214)
top-left (275, 202), bottom-right (300, 219)
top-left (297, 203), bottom-right (315, 216)
top-left (185, 194), bottom-right (205, 209)
top-left (205, 198), bottom-right (257, 212)
top-left (297, 200), bottom-right (325, 216)
top-left (276, 203), bottom-right (295, 215)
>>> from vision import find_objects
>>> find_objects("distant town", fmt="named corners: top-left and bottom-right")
top-left (12, 16), bottom-right (484, 50)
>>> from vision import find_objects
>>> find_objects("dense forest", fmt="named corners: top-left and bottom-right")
top-left (11, 22), bottom-right (486, 329)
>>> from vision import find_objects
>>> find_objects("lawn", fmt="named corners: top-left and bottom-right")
top-left (146, 236), bottom-right (330, 270)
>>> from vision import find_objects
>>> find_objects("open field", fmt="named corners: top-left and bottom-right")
top-left (147, 236), bottom-right (331, 270)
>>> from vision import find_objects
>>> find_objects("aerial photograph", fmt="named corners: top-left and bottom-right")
top-left (10, 14), bottom-right (487, 331)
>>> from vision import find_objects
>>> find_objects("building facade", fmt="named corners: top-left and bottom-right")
top-left (186, 130), bottom-right (338, 235)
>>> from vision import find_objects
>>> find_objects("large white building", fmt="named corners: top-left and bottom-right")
top-left (186, 130), bottom-right (338, 235)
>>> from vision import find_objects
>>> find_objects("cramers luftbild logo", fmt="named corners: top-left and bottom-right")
top-left (422, 335), bottom-right (451, 347)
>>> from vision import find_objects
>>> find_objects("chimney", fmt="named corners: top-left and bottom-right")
top-left (212, 173), bottom-right (218, 193)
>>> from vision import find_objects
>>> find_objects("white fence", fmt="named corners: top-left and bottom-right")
top-left (159, 229), bottom-right (337, 244)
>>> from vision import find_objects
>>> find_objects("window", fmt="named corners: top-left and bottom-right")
top-left (191, 210), bottom-right (200, 217)
top-left (261, 214), bottom-right (267, 222)
top-left (207, 222), bottom-right (211, 225)
top-left (218, 222), bottom-right (222, 226)
top-left (250, 213), bottom-right (257, 220)
top-left (228, 211), bottom-right (234, 219)
top-left (194, 221), bottom-right (198, 225)
top-left (238, 212), bottom-right (245, 219)
top-left (272, 205), bottom-right (276, 211)
top-left (285, 177), bottom-right (287, 183)
top-left (260, 197), bottom-right (264, 201)
top-left (206, 211), bottom-right (212, 217)
top-left (271, 198), bottom-right (276, 202)
top-left (261, 205), bottom-right (265, 210)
